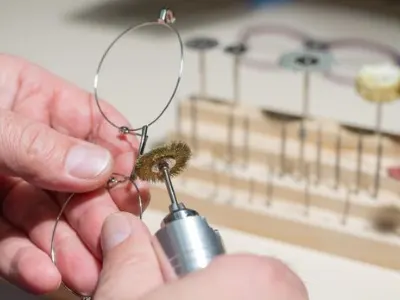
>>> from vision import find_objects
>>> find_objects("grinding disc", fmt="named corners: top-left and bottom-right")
top-left (279, 50), bottom-right (334, 72)
top-left (341, 124), bottom-right (375, 136)
top-left (135, 141), bottom-right (191, 182)
top-left (355, 64), bottom-right (400, 103)
top-left (224, 43), bottom-right (248, 56)
top-left (262, 109), bottom-right (302, 123)
top-left (303, 39), bottom-right (330, 52)
top-left (185, 37), bottom-right (219, 50)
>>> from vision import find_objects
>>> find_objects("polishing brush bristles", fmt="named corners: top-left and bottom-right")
top-left (135, 141), bottom-right (192, 183)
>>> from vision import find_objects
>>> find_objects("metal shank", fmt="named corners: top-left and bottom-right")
top-left (155, 213), bottom-right (225, 277)
top-left (160, 162), bottom-right (179, 208)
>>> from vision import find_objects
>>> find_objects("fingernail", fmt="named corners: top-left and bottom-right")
top-left (66, 144), bottom-right (112, 179)
top-left (101, 213), bottom-right (132, 253)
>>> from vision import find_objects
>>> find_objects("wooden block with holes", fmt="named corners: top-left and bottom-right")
top-left (178, 97), bottom-right (400, 157)
top-left (175, 97), bottom-right (400, 195)
top-left (154, 96), bottom-right (400, 270)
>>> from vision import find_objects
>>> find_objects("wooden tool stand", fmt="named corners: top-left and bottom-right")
top-left (149, 95), bottom-right (400, 271)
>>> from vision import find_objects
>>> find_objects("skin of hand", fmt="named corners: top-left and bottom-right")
top-left (0, 53), bottom-right (150, 295)
top-left (0, 53), bottom-right (308, 300)
top-left (93, 212), bottom-right (309, 300)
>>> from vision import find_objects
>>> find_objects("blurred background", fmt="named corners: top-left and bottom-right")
top-left (0, 0), bottom-right (400, 299)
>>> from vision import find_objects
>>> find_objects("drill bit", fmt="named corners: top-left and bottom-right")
top-left (199, 51), bottom-right (206, 98)
top-left (354, 64), bottom-right (400, 198)
top-left (264, 110), bottom-right (300, 178)
top-left (342, 125), bottom-right (373, 195)
top-left (159, 161), bottom-right (180, 210)
top-left (341, 189), bottom-right (351, 225)
top-left (224, 43), bottom-right (247, 104)
top-left (279, 120), bottom-right (288, 177)
top-left (248, 176), bottom-right (255, 204)
top-left (298, 71), bottom-right (311, 179)
top-left (190, 97), bottom-right (198, 153)
top-left (185, 37), bottom-right (219, 98)
top-left (176, 100), bottom-right (182, 137)
top-left (303, 164), bottom-right (311, 216)
top-left (226, 56), bottom-right (238, 166)
top-left (355, 131), bottom-right (364, 194)
top-left (315, 123), bottom-right (322, 185)
top-left (278, 51), bottom-right (334, 179)
top-left (334, 127), bottom-right (342, 190)
top-left (224, 43), bottom-right (247, 168)
top-left (242, 116), bottom-right (250, 168)
top-left (266, 166), bottom-right (274, 207)
top-left (185, 37), bottom-right (219, 153)
top-left (373, 101), bottom-right (384, 198)
top-left (209, 153), bottom-right (219, 199)
top-left (228, 166), bottom-right (235, 204)
top-left (226, 106), bottom-right (235, 166)
top-left (233, 55), bottom-right (240, 104)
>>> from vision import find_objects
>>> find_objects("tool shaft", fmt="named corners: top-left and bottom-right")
top-left (334, 129), bottom-right (342, 189)
top-left (161, 165), bottom-right (179, 207)
top-left (190, 97), bottom-right (198, 152)
top-left (280, 122), bottom-right (287, 177)
top-left (233, 56), bottom-right (240, 104)
top-left (355, 133), bottom-right (363, 193)
top-left (315, 124), bottom-right (322, 184)
top-left (267, 167), bottom-right (274, 206)
top-left (248, 177), bottom-right (254, 203)
top-left (342, 190), bottom-right (351, 225)
top-left (227, 108), bottom-right (235, 165)
top-left (176, 101), bottom-right (182, 136)
top-left (243, 116), bottom-right (250, 167)
top-left (299, 72), bottom-right (310, 177)
top-left (304, 164), bottom-right (311, 216)
top-left (373, 102), bottom-right (384, 198)
top-left (199, 51), bottom-right (206, 98)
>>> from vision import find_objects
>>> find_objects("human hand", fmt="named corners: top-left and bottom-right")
top-left (0, 54), bottom-right (150, 295)
top-left (93, 212), bottom-right (308, 300)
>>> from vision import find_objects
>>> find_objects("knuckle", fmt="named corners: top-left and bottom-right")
top-left (21, 122), bottom-right (56, 163)
top-left (0, 112), bottom-right (24, 168)
top-left (0, 112), bottom-right (58, 179)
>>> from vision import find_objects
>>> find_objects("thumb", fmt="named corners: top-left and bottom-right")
top-left (0, 110), bottom-right (113, 192)
top-left (94, 212), bottom-right (164, 300)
